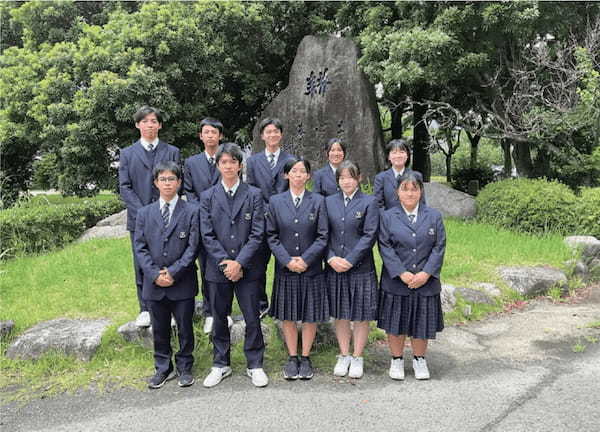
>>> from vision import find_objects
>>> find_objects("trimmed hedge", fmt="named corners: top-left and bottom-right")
top-left (451, 165), bottom-right (495, 195)
top-left (476, 179), bottom-right (579, 235)
top-left (0, 197), bottom-right (124, 259)
top-left (577, 187), bottom-right (600, 238)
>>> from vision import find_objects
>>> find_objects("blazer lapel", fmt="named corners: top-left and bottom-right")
top-left (345, 190), bottom-right (363, 213)
top-left (231, 183), bottom-right (248, 219)
top-left (152, 201), bottom-right (164, 229)
top-left (256, 152), bottom-right (272, 178)
top-left (271, 151), bottom-right (288, 179)
top-left (165, 199), bottom-right (185, 238)
top-left (284, 191), bottom-right (297, 214)
top-left (297, 190), bottom-right (313, 214)
top-left (133, 141), bottom-right (152, 169)
top-left (214, 185), bottom-right (232, 217)
top-left (154, 140), bottom-right (168, 164)
top-left (326, 167), bottom-right (338, 192)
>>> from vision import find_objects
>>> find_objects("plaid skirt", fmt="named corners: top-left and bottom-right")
top-left (327, 269), bottom-right (378, 321)
top-left (270, 273), bottom-right (329, 323)
top-left (377, 290), bottom-right (444, 339)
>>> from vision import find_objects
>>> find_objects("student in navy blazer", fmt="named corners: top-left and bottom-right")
top-left (199, 143), bottom-right (269, 388)
top-left (378, 172), bottom-right (445, 381)
top-left (134, 161), bottom-right (198, 389)
top-left (183, 117), bottom-right (224, 332)
top-left (119, 106), bottom-right (180, 327)
top-left (373, 139), bottom-right (424, 210)
top-left (312, 138), bottom-right (345, 197)
top-left (325, 160), bottom-right (379, 379)
top-left (245, 118), bottom-right (296, 315)
top-left (266, 158), bottom-right (329, 380)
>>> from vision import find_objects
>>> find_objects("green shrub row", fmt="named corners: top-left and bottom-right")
top-left (0, 197), bottom-right (124, 259)
top-left (476, 178), bottom-right (600, 236)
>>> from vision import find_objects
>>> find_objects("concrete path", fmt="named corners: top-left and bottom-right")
top-left (2, 292), bottom-right (600, 432)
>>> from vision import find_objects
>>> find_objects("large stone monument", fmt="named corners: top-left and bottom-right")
top-left (252, 35), bottom-right (385, 180)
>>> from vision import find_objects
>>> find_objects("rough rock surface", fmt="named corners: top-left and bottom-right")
top-left (424, 183), bottom-right (476, 219)
top-left (498, 266), bottom-right (567, 296)
top-left (456, 287), bottom-right (496, 305)
top-left (564, 236), bottom-right (600, 259)
top-left (441, 284), bottom-right (457, 313)
top-left (0, 320), bottom-right (15, 338)
top-left (117, 321), bottom-right (154, 349)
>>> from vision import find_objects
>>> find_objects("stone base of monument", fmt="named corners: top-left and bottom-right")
top-left (117, 321), bottom-right (154, 349)
top-left (498, 266), bottom-right (567, 297)
top-left (6, 318), bottom-right (110, 361)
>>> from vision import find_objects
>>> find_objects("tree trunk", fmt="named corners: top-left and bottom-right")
top-left (412, 99), bottom-right (431, 182)
top-left (467, 133), bottom-right (481, 169)
top-left (512, 140), bottom-right (534, 178)
top-left (533, 145), bottom-right (550, 178)
top-left (446, 154), bottom-right (452, 183)
top-left (390, 106), bottom-right (403, 139)
top-left (501, 138), bottom-right (512, 178)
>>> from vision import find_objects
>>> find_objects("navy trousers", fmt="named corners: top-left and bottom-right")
top-left (148, 297), bottom-right (195, 375)
top-left (209, 279), bottom-right (265, 369)
top-left (130, 231), bottom-right (148, 312)
top-left (198, 250), bottom-right (212, 317)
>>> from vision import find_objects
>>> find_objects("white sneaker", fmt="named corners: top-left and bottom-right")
top-left (203, 316), bottom-right (214, 334)
top-left (227, 316), bottom-right (234, 329)
top-left (348, 356), bottom-right (364, 379)
top-left (135, 311), bottom-right (151, 328)
top-left (389, 357), bottom-right (405, 380)
top-left (246, 368), bottom-right (269, 387)
top-left (413, 357), bottom-right (430, 380)
top-left (333, 355), bottom-right (351, 377)
top-left (203, 366), bottom-right (232, 388)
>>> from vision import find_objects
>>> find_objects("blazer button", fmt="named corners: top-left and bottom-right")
top-left (341, 245), bottom-right (345, 249)
top-left (295, 246), bottom-right (300, 250)
top-left (341, 231), bottom-right (344, 235)
top-left (163, 252), bottom-right (168, 257)
top-left (413, 248), bottom-right (417, 253)
top-left (294, 219), bottom-right (298, 223)
top-left (412, 233), bottom-right (416, 237)
top-left (231, 249), bottom-right (236, 254)
top-left (294, 233), bottom-right (299, 237)
top-left (341, 217), bottom-right (345, 221)
top-left (412, 264), bottom-right (417, 268)
top-left (230, 235), bottom-right (235, 239)
top-left (231, 220), bottom-right (235, 225)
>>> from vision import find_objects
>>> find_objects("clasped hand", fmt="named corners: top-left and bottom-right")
top-left (155, 268), bottom-right (174, 287)
top-left (287, 257), bottom-right (308, 273)
top-left (400, 271), bottom-right (430, 289)
top-left (329, 256), bottom-right (353, 273)
top-left (220, 259), bottom-right (244, 282)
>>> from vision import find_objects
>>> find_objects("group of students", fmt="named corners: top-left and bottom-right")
top-left (119, 106), bottom-right (446, 390)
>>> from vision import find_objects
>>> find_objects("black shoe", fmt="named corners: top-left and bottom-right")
top-left (283, 356), bottom-right (299, 380)
top-left (178, 371), bottom-right (195, 387)
top-left (299, 357), bottom-right (314, 380)
top-left (148, 370), bottom-right (176, 389)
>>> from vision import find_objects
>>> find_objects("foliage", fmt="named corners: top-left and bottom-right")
top-left (31, 153), bottom-right (59, 190)
top-left (476, 178), bottom-right (578, 235)
top-left (451, 165), bottom-right (495, 195)
top-left (576, 187), bottom-right (600, 238)
top-left (0, 196), bottom-right (123, 258)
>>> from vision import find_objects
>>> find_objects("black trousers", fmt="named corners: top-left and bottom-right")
top-left (198, 249), bottom-right (212, 317)
top-left (209, 279), bottom-right (264, 369)
top-left (148, 297), bottom-right (195, 375)
top-left (130, 231), bottom-right (148, 312)
top-left (256, 242), bottom-right (271, 312)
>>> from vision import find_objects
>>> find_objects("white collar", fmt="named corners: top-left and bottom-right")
top-left (221, 179), bottom-right (240, 195)
top-left (392, 167), bottom-right (405, 178)
top-left (159, 194), bottom-right (178, 210)
top-left (343, 189), bottom-right (358, 202)
top-left (290, 189), bottom-right (305, 203)
top-left (140, 138), bottom-right (159, 151)
top-left (265, 148), bottom-right (281, 159)
top-left (329, 163), bottom-right (338, 174)
top-left (401, 203), bottom-right (419, 218)
top-left (204, 150), bottom-right (217, 163)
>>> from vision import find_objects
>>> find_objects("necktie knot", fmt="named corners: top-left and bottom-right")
top-left (228, 189), bottom-right (235, 199)
top-left (161, 202), bottom-right (170, 227)
top-left (344, 196), bottom-right (351, 207)
top-left (408, 214), bottom-right (416, 224)
top-left (209, 156), bottom-right (215, 165)
top-left (294, 197), bottom-right (301, 208)
top-left (148, 143), bottom-right (154, 152)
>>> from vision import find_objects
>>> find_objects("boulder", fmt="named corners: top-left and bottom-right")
top-left (498, 266), bottom-right (567, 297)
top-left (424, 183), bottom-right (476, 219)
top-left (6, 318), bottom-right (110, 361)
top-left (78, 225), bottom-right (128, 242)
top-left (117, 321), bottom-right (153, 349)
top-left (440, 284), bottom-right (457, 313)
top-left (564, 236), bottom-right (600, 259)
top-left (473, 282), bottom-right (502, 298)
top-left (456, 287), bottom-right (496, 305)
top-left (96, 209), bottom-right (127, 227)
top-left (194, 300), bottom-right (206, 318)
top-left (252, 35), bottom-right (385, 181)
top-left (229, 319), bottom-right (271, 346)
top-left (0, 320), bottom-right (15, 338)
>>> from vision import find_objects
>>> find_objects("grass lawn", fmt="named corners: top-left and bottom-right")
top-left (0, 219), bottom-right (571, 402)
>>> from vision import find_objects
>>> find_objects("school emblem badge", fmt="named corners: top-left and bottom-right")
top-left (179, 231), bottom-right (187, 239)
top-left (428, 228), bottom-right (435, 236)
top-left (244, 213), bottom-right (252, 220)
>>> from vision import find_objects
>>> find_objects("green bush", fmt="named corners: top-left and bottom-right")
top-left (0, 197), bottom-right (124, 259)
top-left (451, 165), bottom-right (495, 195)
top-left (476, 178), bottom-right (578, 235)
top-left (577, 187), bottom-right (600, 238)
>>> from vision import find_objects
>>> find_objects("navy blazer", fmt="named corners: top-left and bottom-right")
top-left (312, 165), bottom-right (339, 197)
top-left (266, 190), bottom-right (328, 277)
top-left (378, 204), bottom-right (446, 296)
top-left (246, 150), bottom-right (296, 203)
top-left (119, 140), bottom-right (180, 231)
top-left (373, 168), bottom-right (424, 210)
top-left (199, 183), bottom-right (265, 283)
top-left (134, 199), bottom-right (199, 301)
top-left (183, 153), bottom-right (221, 203)
top-left (325, 191), bottom-right (379, 274)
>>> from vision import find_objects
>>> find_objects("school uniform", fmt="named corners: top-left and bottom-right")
top-left (199, 181), bottom-right (265, 369)
top-left (266, 190), bottom-right (329, 322)
top-left (325, 190), bottom-right (379, 321)
top-left (183, 151), bottom-right (221, 317)
top-left (312, 164), bottom-right (340, 197)
top-left (373, 167), bottom-right (424, 210)
top-left (119, 139), bottom-right (180, 312)
top-left (134, 197), bottom-right (199, 376)
top-left (377, 203), bottom-right (446, 339)
top-left (245, 148), bottom-right (296, 311)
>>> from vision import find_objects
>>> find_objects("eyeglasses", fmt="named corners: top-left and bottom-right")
top-left (157, 176), bottom-right (178, 183)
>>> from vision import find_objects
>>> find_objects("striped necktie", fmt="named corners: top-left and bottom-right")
top-left (268, 153), bottom-right (276, 169)
top-left (294, 197), bottom-right (301, 208)
top-left (408, 214), bottom-right (415, 224)
top-left (344, 196), bottom-right (351, 207)
top-left (161, 202), bottom-right (170, 227)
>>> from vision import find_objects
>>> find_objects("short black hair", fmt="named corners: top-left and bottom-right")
top-left (396, 172), bottom-right (423, 192)
top-left (335, 160), bottom-right (361, 185)
top-left (134, 106), bottom-right (163, 124)
top-left (386, 139), bottom-right (412, 167)
top-left (284, 157), bottom-right (311, 175)
top-left (199, 117), bottom-right (224, 134)
top-left (326, 138), bottom-right (346, 158)
top-left (216, 142), bottom-right (244, 165)
top-left (259, 117), bottom-right (283, 134)
top-left (153, 160), bottom-right (181, 180)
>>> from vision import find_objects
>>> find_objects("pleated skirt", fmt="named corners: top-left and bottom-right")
top-left (327, 269), bottom-right (378, 321)
top-left (270, 273), bottom-right (329, 323)
top-left (377, 290), bottom-right (444, 339)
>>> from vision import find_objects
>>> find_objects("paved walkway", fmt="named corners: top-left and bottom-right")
top-left (3, 289), bottom-right (600, 432)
